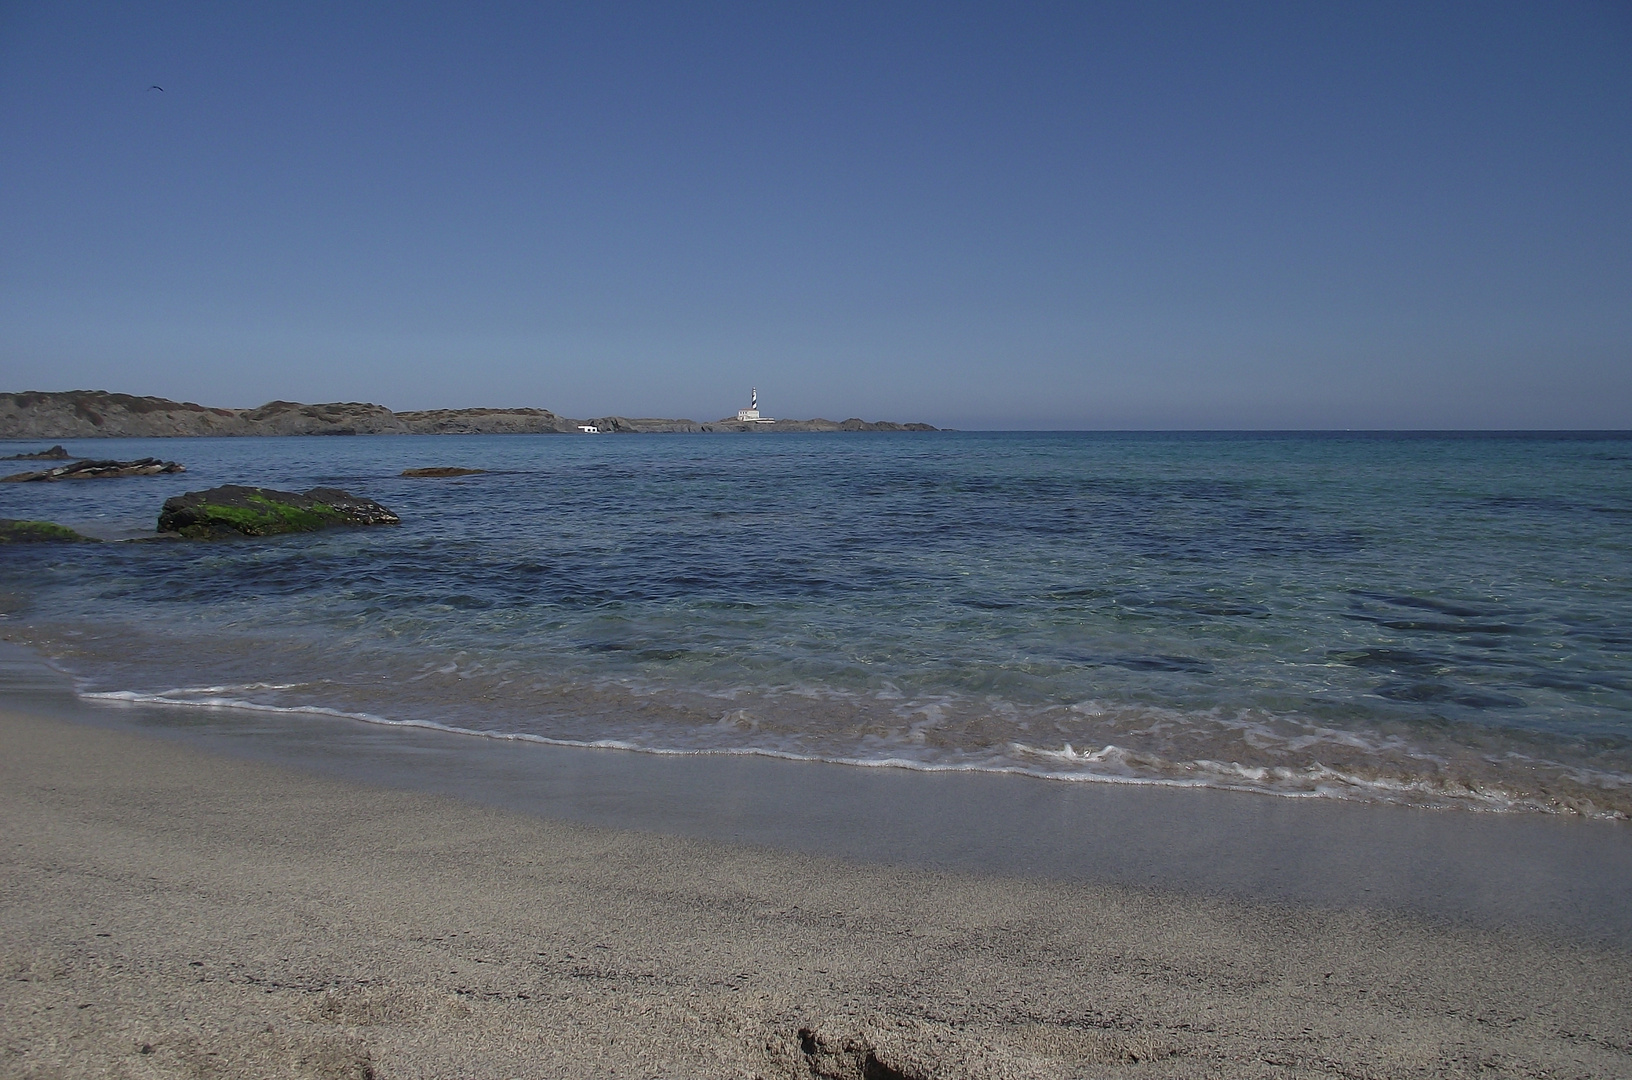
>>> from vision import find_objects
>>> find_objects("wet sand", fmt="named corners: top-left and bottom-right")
top-left (6, 639), bottom-right (1628, 948)
top-left (5, 704), bottom-right (1631, 1079)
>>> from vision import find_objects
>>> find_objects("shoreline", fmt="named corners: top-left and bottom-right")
top-left (6, 643), bottom-right (1631, 949)
top-left (73, 678), bottom-right (1632, 821)
top-left (5, 701), bottom-right (1632, 1078)
top-left (17, 625), bottom-right (1632, 823)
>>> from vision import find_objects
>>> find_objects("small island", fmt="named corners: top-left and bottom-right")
top-left (0, 390), bottom-right (940, 439)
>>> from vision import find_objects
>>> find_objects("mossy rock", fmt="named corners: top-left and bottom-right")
top-left (158, 485), bottom-right (400, 538)
top-left (0, 518), bottom-right (99, 543)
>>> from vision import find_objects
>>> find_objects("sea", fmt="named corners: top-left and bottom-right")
top-left (2, 431), bottom-right (1629, 819)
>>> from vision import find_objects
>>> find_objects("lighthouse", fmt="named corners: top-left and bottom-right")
top-left (736, 388), bottom-right (774, 423)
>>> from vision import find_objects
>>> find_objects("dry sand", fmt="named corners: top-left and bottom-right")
top-left (4, 707), bottom-right (1630, 1080)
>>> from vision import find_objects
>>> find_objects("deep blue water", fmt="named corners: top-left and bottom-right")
top-left (3, 431), bottom-right (1629, 816)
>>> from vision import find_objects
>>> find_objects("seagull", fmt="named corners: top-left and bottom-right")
top-left (147, 85), bottom-right (164, 91)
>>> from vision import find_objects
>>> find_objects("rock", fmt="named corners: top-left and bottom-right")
top-left (2, 457), bottom-right (184, 482)
top-left (157, 485), bottom-right (401, 538)
top-left (401, 467), bottom-right (486, 478)
top-left (2, 445), bottom-right (72, 460)
top-left (0, 519), bottom-right (99, 543)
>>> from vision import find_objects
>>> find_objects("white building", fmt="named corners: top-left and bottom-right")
top-left (736, 388), bottom-right (774, 423)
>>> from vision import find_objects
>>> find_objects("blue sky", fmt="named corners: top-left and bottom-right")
top-left (1, 2), bottom-right (1628, 428)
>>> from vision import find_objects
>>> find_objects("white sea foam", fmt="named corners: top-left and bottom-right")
top-left (72, 682), bottom-right (1632, 819)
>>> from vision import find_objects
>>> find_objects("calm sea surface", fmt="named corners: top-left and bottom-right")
top-left (3, 431), bottom-right (1629, 817)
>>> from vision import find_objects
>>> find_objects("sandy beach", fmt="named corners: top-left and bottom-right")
top-left (4, 706), bottom-right (1630, 1079)
top-left (7, 1), bottom-right (1630, 1075)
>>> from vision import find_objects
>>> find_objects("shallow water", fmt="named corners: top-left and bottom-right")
top-left (3, 430), bottom-right (1629, 816)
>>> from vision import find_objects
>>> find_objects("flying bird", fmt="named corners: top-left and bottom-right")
top-left (147, 85), bottom-right (164, 91)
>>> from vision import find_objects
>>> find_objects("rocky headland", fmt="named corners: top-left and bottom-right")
top-left (0, 391), bottom-right (938, 438)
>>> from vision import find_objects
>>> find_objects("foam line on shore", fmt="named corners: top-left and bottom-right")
top-left (9, 650), bottom-right (1627, 950)
top-left (77, 684), bottom-right (1623, 818)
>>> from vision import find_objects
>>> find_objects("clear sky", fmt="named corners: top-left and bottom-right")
top-left (1, 2), bottom-right (1628, 429)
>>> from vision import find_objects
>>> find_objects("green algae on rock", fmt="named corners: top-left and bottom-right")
top-left (158, 485), bottom-right (400, 538)
top-left (0, 519), bottom-right (99, 543)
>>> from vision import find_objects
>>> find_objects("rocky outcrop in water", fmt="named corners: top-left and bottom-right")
top-left (0, 519), bottom-right (99, 543)
top-left (158, 485), bottom-right (401, 538)
top-left (0, 391), bottom-right (939, 437)
top-left (2, 457), bottom-right (185, 482)
top-left (401, 467), bottom-right (486, 477)
top-left (3, 445), bottom-right (72, 460)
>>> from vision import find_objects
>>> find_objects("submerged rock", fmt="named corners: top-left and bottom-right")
top-left (401, 466), bottom-right (486, 478)
top-left (0, 519), bottom-right (99, 543)
top-left (158, 485), bottom-right (400, 538)
top-left (2, 457), bottom-right (184, 482)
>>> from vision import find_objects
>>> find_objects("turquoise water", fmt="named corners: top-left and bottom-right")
top-left (2, 431), bottom-right (1629, 816)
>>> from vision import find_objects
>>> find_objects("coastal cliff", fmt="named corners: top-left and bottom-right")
top-left (0, 391), bottom-right (937, 438)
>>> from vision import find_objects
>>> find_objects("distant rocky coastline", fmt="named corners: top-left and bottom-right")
top-left (0, 391), bottom-right (939, 439)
